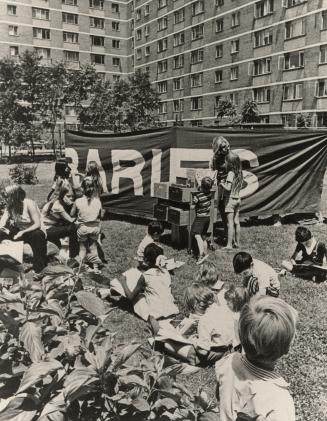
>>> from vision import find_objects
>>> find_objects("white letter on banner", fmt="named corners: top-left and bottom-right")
top-left (86, 149), bottom-right (108, 193)
top-left (65, 147), bottom-right (79, 167)
top-left (150, 149), bottom-right (162, 196)
top-left (111, 150), bottom-right (145, 195)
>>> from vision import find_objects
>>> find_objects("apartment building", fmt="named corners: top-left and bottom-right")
top-left (2, 0), bottom-right (327, 127)
top-left (134, 0), bottom-right (327, 127)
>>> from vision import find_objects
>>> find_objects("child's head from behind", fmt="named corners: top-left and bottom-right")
top-left (148, 221), bottom-right (164, 241)
top-left (226, 152), bottom-right (242, 178)
top-left (184, 283), bottom-right (215, 315)
top-left (143, 243), bottom-right (164, 269)
top-left (295, 226), bottom-right (312, 245)
top-left (196, 261), bottom-right (221, 290)
top-left (239, 296), bottom-right (298, 365)
top-left (82, 176), bottom-right (96, 199)
top-left (233, 252), bottom-right (253, 279)
top-left (212, 136), bottom-right (230, 156)
top-left (86, 161), bottom-right (100, 177)
top-left (224, 285), bottom-right (249, 313)
top-left (201, 176), bottom-right (213, 194)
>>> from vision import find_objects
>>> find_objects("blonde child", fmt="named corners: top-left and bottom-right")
top-left (71, 177), bottom-right (102, 274)
top-left (215, 296), bottom-right (298, 421)
top-left (137, 221), bottom-right (163, 267)
top-left (219, 152), bottom-right (243, 250)
top-left (195, 260), bottom-right (224, 293)
top-left (85, 161), bottom-right (104, 198)
top-left (191, 176), bottom-right (214, 264)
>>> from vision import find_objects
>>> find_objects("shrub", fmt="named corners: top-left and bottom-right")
top-left (9, 164), bottom-right (38, 185)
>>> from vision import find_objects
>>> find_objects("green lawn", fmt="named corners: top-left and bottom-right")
top-left (96, 220), bottom-right (327, 421)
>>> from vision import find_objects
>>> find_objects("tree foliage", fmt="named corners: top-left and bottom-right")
top-left (215, 97), bottom-right (241, 126)
top-left (240, 99), bottom-right (260, 124)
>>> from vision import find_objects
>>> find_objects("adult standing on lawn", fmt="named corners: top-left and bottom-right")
top-left (0, 185), bottom-right (47, 274)
top-left (42, 185), bottom-right (79, 259)
top-left (211, 136), bottom-right (231, 244)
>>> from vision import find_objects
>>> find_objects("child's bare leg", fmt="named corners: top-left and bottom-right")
top-left (225, 212), bottom-right (234, 249)
top-left (78, 242), bottom-right (87, 263)
top-left (195, 234), bottom-right (204, 256)
top-left (234, 209), bottom-right (240, 247)
top-left (89, 240), bottom-right (101, 272)
top-left (202, 235), bottom-right (208, 255)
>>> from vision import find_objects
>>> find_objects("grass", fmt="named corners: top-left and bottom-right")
top-left (95, 220), bottom-right (327, 421)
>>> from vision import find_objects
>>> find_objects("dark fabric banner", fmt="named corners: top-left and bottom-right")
top-left (65, 127), bottom-right (327, 218)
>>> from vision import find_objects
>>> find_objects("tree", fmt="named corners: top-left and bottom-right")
top-left (296, 112), bottom-right (312, 128)
top-left (241, 99), bottom-right (260, 123)
top-left (215, 97), bottom-right (240, 126)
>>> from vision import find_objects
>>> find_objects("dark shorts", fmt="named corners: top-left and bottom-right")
top-left (191, 216), bottom-right (210, 236)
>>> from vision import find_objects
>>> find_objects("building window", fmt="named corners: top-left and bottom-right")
top-left (173, 99), bottom-right (184, 112)
top-left (112, 21), bottom-right (120, 31)
top-left (216, 19), bottom-right (224, 32)
top-left (131, 19), bottom-right (134, 31)
top-left (144, 4), bottom-right (150, 16)
top-left (7, 5), bottom-right (17, 15)
top-left (322, 11), bottom-right (327, 30)
top-left (145, 46), bottom-right (150, 56)
top-left (320, 45), bottom-right (327, 64)
top-left (113, 74), bottom-right (120, 82)
top-left (91, 35), bottom-right (104, 46)
top-left (34, 47), bottom-right (50, 58)
top-left (64, 50), bottom-right (79, 62)
top-left (113, 57), bottom-right (121, 66)
top-left (159, 102), bottom-right (167, 114)
top-left (191, 120), bottom-right (203, 127)
top-left (284, 51), bottom-right (304, 70)
top-left (91, 54), bottom-right (104, 65)
top-left (216, 44), bottom-right (223, 58)
top-left (112, 39), bottom-right (120, 49)
top-left (32, 7), bottom-right (50, 20)
top-left (254, 28), bottom-right (273, 47)
top-left (33, 27), bottom-right (50, 39)
top-left (253, 57), bottom-right (271, 75)
top-left (131, 38), bottom-right (134, 49)
top-left (62, 0), bottom-right (77, 5)
top-left (283, 83), bottom-right (303, 100)
top-left (8, 25), bottom-right (18, 36)
top-left (316, 79), bottom-right (327, 97)
top-left (173, 77), bottom-right (183, 90)
top-left (191, 1), bottom-right (204, 16)
top-left (253, 87), bottom-right (271, 103)
top-left (158, 81), bottom-right (167, 93)
top-left (9, 46), bottom-right (19, 56)
top-left (174, 8), bottom-right (185, 24)
top-left (158, 17), bottom-right (168, 31)
top-left (63, 32), bottom-right (78, 43)
top-left (231, 12), bottom-right (240, 27)
top-left (158, 0), bottom-right (167, 9)
top-left (157, 38), bottom-right (168, 52)
top-left (157, 60), bottom-right (168, 73)
top-left (89, 0), bottom-right (103, 9)
top-left (191, 97), bottom-right (203, 110)
top-left (230, 66), bottom-right (239, 80)
top-left (231, 39), bottom-right (239, 54)
top-left (173, 54), bottom-right (184, 69)
top-left (173, 32), bottom-right (185, 47)
top-left (135, 9), bottom-right (141, 20)
top-left (112, 3), bottom-right (119, 13)
top-left (282, 0), bottom-right (306, 7)
top-left (285, 18), bottom-right (305, 39)
top-left (230, 92), bottom-right (238, 104)
top-left (190, 72), bottom-right (203, 88)
top-left (191, 24), bottom-right (204, 40)
top-left (144, 25), bottom-right (150, 37)
top-left (216, 0), bottom-right (224, 6)
top-left (136, 29), bottom-right (142, 40)
top-left (255, 0), bottom-right (274, 18)
top-left (191, 48), bottom-right (204, 64)
top-left (215, 70), bottom-right (223, 83)
top-left (136, 49), bottom-right (142, 60)
top-left (90, 17), bottom-right (104, 29)
top-left (62, 13), bottom-right (78, 24)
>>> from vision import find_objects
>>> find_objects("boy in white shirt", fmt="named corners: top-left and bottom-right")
top-left (215, 296), bottom-right (298, 421)
top-left (137, 221), bottom-right (163, 268)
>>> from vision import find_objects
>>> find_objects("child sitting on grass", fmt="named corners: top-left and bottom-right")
top-left (191, 176), bottom-right (214, 265)
top-left (282, 226), bottom-right (327, 282)
top-left (233, 252), bottom-right (280, 298)
top-left (137, 221), bottom-right (164, 268)
top-left (195, 260), bottom-right (224, 294)
top-left (215, 296), bottom-right (298, 421)
top-left (71, 177), bottom-right (102, 274)
top-left (119, 243), bottom-right (179, 321)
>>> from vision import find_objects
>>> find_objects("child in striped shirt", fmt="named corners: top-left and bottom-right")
top-left (191, 176), bottom-right (213, 265)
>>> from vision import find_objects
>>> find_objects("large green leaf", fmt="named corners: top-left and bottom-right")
top-left (38, 392), bottom-right (66, 421)
top-left (119, 374), bottom-right (148, 389)
top-left (111, 343), bottom-right (141, 371)
top-left (0, 394), bottom-right (37, 421)
top-left (17, 360), bottom-right (63, 394)
top-left (0, 309), bottom-right (20, 337)
top-left (63, 367), bottom-right (99, 403)
top-left (19, 321), bottom-right (44, 363)
top-left (131, 398), bottom-right (150, 413)
top-left (75, 291), bottom-right (105, 317)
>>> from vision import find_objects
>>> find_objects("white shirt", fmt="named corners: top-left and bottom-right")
top-left (252, 259), bottom-right (280, 294)
top-left (215, 353), bottom-right (295, 421)
top-left (75, 196), bottom-right (101, 225)
top-left (136, 234), bottom-right (154, 262)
